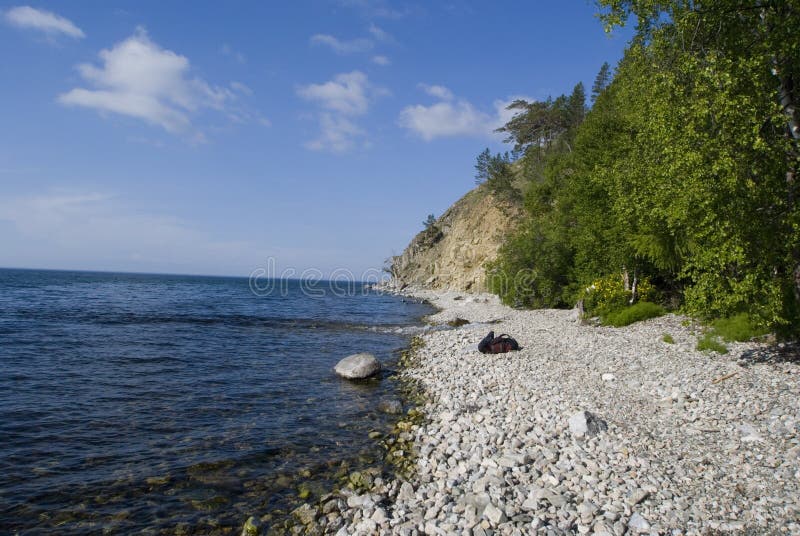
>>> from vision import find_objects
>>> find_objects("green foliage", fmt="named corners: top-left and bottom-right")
top-left (474, 148), bottom-right (519, 200)
top-left (696, 333), bottom-right (729, 354)
top-left (420, 214), bottom-right (441, 247)
top-left (582, 273), bottom-right (656, 318)
top-left (496, 83), bottom-right (586, 154)
top-left (662, 333), bottom-right (675, 344)
top-left (710, 313), bottom-right (770, 342)
top-left (591, 62), bottom-right (612, 103)
top-left (485, 151), bottom-right (516, 201)
top-left (474, 148), bottom-right (491, 185)
top-left (486, 217), bottom-right (572, 308)
top-left (486, 1), bottom-right (800, 336)
top-left (602, 302), bottom-right (665, 327)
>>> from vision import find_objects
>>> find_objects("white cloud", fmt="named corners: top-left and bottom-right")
top-left (0, 191), bottom-right (270, 274)
top-left (220, 43), bottom-right (246, 64)
top-left (305, 113), bottom-right (365, 153)
top-left (4, 5), bottom-right (84, 39)
top-left (367, 23), bottom-right (393, 43)
top-left (297, 71), bottom-right (385, 152)
top-left (230, 81), bottom-right (253, 95)
top-left (399, 100), bottom-right (490, 141)
top-left (418, 83), bottom-right (454, 101)
top-left (492, 95), bottom-right (533, 131)
top-left (58, 28), bottom-right (237, 135)
top-left (371, 55), bottom-right (391, 66)
top-left (336, 0), bottom-right (408, 19)
top-left (310, 33), bottom-right (373, 54)
top-left (297, 71), bottom-right (372, 116)
top-left (399, 84), bottom-right (534, 141)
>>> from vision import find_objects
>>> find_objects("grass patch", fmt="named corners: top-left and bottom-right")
top-left (697, 333), bottom-right (728, 354)
top-left (601, 301), bottom-right (666, 327)
top-left (710, 313), bottom-right (769, 342)
top-left (662, 333), bottom-right (675, 344)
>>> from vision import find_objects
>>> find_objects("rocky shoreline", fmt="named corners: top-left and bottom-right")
top-left (279, 288), bottom-right (799, 535)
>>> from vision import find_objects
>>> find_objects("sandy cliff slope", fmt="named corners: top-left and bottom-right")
top-left (388, 186), bottom-right (519, 293)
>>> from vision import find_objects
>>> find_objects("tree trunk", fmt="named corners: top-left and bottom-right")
top-left (629, 270), bottom-right (639, 305)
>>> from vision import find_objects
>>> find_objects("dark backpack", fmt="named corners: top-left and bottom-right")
top-left (478, 331), bottom-right (520, 354)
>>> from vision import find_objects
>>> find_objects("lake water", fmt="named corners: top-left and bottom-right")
top-left (0, 268), bottom-right (432, 534)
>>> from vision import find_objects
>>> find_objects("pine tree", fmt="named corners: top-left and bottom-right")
top-left (567, 82), bottom-right (586, 130)
top-left (474, 148), bottom-right (491, 184)
top-left (591, 62), bottom-right (611, 104)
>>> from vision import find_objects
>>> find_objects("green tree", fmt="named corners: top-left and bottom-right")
top-left (591, 61), bottom-right (612, 103)
top-left (593, 0), bottom-right (800, 330)
top-left (474, 148), bottom-right (491, 185)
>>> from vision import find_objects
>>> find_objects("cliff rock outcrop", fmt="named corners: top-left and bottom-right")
top-left (388, 186), bottom-right (518, 292)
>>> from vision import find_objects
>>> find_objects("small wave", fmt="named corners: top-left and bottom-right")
top-left (83, 312), bottom-right (416, 334)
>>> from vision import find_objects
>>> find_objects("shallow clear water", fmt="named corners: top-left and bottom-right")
top-left (0, 268), bottom-right (432, 534)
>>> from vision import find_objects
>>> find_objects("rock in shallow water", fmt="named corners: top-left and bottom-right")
top-left (334, 353), bottom-right (381, 379)
top-left (240, 516), bottom-right (261, 536)
top-left (378, 397), bottom-right (403, 414)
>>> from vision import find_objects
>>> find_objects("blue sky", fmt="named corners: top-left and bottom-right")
top-left (0, 1), bottom-right (632, 277)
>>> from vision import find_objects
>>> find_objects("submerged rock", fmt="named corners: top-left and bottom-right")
top-left (378, 397), bottom-right (403, 414)
top-left (334, 353), bottom-right (381, 379)
top-left (240, 516), bottom-right (261, 536)
top-left (292, 503), bottom-right (319, 526)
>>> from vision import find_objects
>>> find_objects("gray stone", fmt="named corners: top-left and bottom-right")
top-left (378, 397), bottom-right (403, 414)
top-left (371, 507), bottom-right (388, 523)
top-left (483, 502), bottom-right (507, 525)
top-left (291, 504), bottom-right (318, 526)
top-left (346, 494), bottom-right (375, 509)
top-left (569, 411), bottom-right (608, 438)
top-left (628, 513), bottom-right (650, 532)
top-left (334, 353), bottom-right (381, 379)
top-left (397, 481), bottom-right (415, 502)
top-left (577, 500), bottom-right (598, 517)
top-left (626, 489), bottom-right (650, 506)
top-left (739, 423), bottom-right (763, 442)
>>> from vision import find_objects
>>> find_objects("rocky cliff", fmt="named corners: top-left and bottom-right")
top-left (388, 185), bottom-right (519, 292)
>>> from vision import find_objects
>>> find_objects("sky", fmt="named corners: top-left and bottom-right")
top-left (0, 1), bottom-right (633, 278)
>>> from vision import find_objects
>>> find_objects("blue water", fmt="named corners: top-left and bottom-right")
top-left (0, 268), bottom-right (432, 534)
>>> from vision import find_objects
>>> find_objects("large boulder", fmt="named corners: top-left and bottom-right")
top-left (334, 353), bottom-right (381, 379)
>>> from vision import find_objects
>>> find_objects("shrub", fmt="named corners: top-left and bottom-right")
top-left (602, 301), bottom-right (666, 327)
top-left (711, 313), bottom-right (769, 342)
top-left (583, 273), bottom-right (656, 317)
top-left (662, 333), bottom-right (675, 344)
top-left (696, 333), bottom-right (728, 354)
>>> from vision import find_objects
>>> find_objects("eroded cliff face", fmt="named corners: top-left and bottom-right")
top-left (388, 186), bottom-right (518, 293)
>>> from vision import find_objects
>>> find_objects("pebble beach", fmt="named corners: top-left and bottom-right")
top-left (293, 289), bottom-right (800, 535)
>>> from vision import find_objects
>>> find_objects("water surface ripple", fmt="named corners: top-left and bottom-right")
top-left (0, 269), bottom-right (432, 534)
